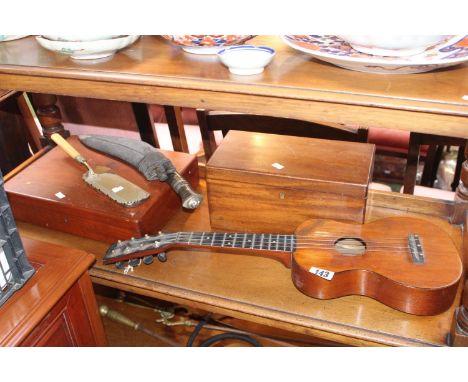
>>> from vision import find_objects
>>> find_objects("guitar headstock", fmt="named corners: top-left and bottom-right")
top-left (103, 233), bottom-right (177, 265)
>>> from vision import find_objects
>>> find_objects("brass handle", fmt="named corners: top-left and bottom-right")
top-left (99, 305), bottom-right (138, 330)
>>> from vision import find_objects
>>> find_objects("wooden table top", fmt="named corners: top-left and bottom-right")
top-left (16, 180), bottom-right (464, 347)
top-left (0, 36), bottom-right (467, 137)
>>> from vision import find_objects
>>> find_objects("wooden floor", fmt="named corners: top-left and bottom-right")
top-left (94, 285), bottom-right (341, 347)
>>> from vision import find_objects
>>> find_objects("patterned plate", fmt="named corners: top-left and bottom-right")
top-left (282, 35), bottom-right (468, 74)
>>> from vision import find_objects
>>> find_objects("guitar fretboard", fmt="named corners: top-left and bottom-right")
top-left (172, 232), bottom-right (296, 252)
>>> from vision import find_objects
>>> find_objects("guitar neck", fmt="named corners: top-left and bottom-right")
top-left (104, 231), bottom-right (295, 267)
top-left (173, 232), bottom-right (295, 252)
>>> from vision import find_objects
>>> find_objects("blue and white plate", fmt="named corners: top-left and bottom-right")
top-left (282, 35), bottom-right (468, 74)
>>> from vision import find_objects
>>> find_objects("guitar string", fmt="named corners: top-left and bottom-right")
top-left (165, 232), bottom-right (410, 240)
top-left (167, 233), bottom-right (411, 241)
top-left (160, 233), bottom-right (409, 246)
top-left (134, 238), bottom-right (410, 251)
top-left (132, 236), bottom-right (407, 248)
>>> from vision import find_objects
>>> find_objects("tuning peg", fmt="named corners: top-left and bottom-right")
top-left (143, 255), bottom-right (154, 265)
top-left (157, 252), bottom-right (167, 263)
top-left (115, 261), bottom-right (126, 269)
top-left (128, 258), bottom-right (142, 267)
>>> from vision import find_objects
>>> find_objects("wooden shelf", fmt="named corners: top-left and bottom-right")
top-left (16, 181), bottom-right (463, 347)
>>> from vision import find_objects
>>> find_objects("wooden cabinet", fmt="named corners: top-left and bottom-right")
top-left (0, 237), bottom-right (106, 346)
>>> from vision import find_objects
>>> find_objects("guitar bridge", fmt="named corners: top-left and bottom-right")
top-left (408, 234), bottom-right (424, 264)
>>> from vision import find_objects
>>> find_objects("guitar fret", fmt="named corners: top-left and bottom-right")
top-left (233, 233), bottom-right (239, 248)
top-left (260, 234), bottom-right (264, 250)
top-left (188, 232), bottom-right (193, 244)
top-left (211, 233), bottom-right (216, 247)
top-left (200, 232), bottom-right (204, 246)
top-left (221, 233), bottom-right (227, 247)
top-left (278, 234), bottom-right (283, 251)
top-left (268, 234), bottom-right (272, 250)
top-left (275, 234), bottom-right (279, 251)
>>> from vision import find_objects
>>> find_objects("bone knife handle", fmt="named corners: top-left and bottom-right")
top-left (51, 133), bottom-right (86, 164)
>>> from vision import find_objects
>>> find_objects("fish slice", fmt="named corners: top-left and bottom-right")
top-left (51, 133), bottom-right (150, 207)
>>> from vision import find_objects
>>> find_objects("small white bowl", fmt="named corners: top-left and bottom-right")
top-left (36, 35), bottom-right (139, 60)
top-left (338, 35), bottom-right (448, 56)
top-left (217, 45), bottom-right (275, 75)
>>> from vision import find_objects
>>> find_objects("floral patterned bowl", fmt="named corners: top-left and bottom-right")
top-left (162, 35), bottom-right (255, 54)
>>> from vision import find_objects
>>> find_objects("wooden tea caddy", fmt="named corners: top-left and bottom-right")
top-left (5, 136), bottom-right (199, 243)
top-left (206, 131), bottom-right (375, 232)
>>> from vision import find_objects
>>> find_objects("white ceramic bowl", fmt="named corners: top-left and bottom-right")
top-left (217, 45), bottom-right (275, 75)
top-left (36, 35), bottom-right (139, 59)
top-left (43, 35), bottom-right (120, 42)
top-left (337, 35), bottom-right (448, 56)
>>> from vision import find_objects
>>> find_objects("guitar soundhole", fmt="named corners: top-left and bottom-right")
top-left (334, 237), bottom-right (366, 256)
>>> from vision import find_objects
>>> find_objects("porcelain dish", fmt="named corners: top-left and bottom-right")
top-left (43, 35), bottom-right (120, 42)
top-left (162, 35), bottom-right (255, 54)
top-left (0, 35), bottom-right (29, 42)
top-left (218, 45), bottom-right (275, 75)
top-left (36, 35), bottom-right (140, 60)
top-left (337, 35), bottom-right (447, 57)
top-left (282, 35), bottom-right (468, 74)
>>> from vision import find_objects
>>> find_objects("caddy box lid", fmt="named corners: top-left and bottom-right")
top-left (206, 131), bottom-right (375, 198)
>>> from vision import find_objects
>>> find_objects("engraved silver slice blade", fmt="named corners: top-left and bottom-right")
top-left (83, 171), bottom-right (150, 207)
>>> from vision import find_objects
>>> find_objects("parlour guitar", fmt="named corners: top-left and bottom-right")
top-left (103, 217), bottom-right (463, 315)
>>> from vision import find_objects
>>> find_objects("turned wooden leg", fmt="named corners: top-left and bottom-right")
top-left (30, 93), bottom-right (69, 145)
top-left (451, 143), bottom-right (468, 224)
top-left (163, 105), bottom-right (189, 153)
top-left (450, 279), bottom-right (468, 346)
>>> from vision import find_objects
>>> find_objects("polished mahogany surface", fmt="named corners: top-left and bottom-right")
top-left (0, 237), bottom-right (106, 346)
top-left (0, 36), bottom-right (467, 137)
top-left (17, 181), bottom-right (464, 346)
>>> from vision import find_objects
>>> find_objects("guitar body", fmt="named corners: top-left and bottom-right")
top-left (291, 217), bottom-right (463, 315)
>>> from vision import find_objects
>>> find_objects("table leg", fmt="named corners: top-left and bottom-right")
top-left (402, 133), bottom-right (422, 194)
top-left (131, 102), bottom-right (160, 148)
top-left (31, 93), bottom-right (69, 144)
top-left (163, 105), bottom-right (189, 153)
